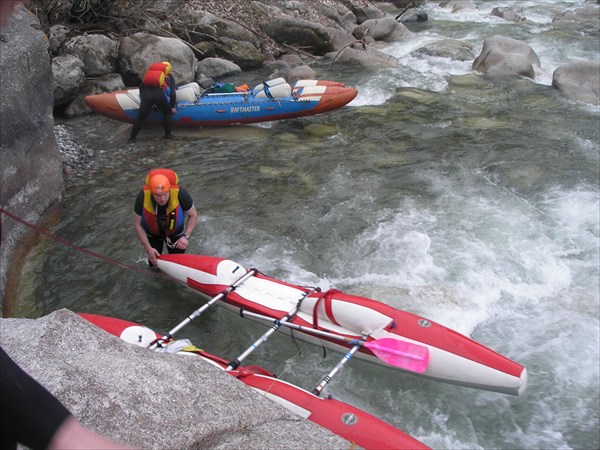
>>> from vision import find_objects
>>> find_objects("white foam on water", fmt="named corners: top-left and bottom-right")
top-left (302, 162), bottom-right (599, 342)
top-left (309, 173), bottom-right (598, 448)
top-left (353, 32), bottom-right (475, 103)
top-left (352, 0), bottom-right (598, 101)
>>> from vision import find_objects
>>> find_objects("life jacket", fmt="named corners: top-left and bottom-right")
top-left (141, 169), bottom-right (183, 237)
top-left (142, 63), bottom-right (174, 100)
top-left (142, 69), bottom-right (166, 88)
top-left (149, 62), bottom-right (170, 74)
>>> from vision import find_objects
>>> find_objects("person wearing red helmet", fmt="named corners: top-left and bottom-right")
top-left (133, 169), bottom-right (197, 266)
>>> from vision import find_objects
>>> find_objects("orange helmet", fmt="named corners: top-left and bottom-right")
top-left (148, 173), bottom-right (170, 194)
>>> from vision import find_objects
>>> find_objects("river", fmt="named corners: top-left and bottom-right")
top-left (14, 1), bottom-right (599, 448)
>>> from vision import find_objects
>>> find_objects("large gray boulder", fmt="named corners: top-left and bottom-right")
top-left (195, 57), bottom-right (242, 80)
top-left (552, 5), bottom-right (600, 37)
top-left (472, 35), bottom-right (541, 79)
top-left (552, 60), bottom-right (600, 105)
top-left (0, 4), bottom-right (63, 315)
top-left (327, 27), bottom-right (358, 51)
top-left (212, 37), bottom-right (265, 70)
top-left (64, 73), bottom-right (126, 117)
top-left (353, 16), bottom-right (412, 41)
top-left (118, 33), bottom-right (197, 86)
top-left (287, 64), bottom-right (317, 83)
top-left (319, 2), bottom-right (354, 26)
top-left (260, 16), bottom-right (335, 56)
top-left (174, 10), bottom-right (263, 69)
top-left (213, 18), bottom-right (262, 49)
top-left (61, 34), bottom-right (119, 77)
top-left (352, 5), bottom-right (385, 24)
top-left (0, 309), bottom-right (350, 449)
top-left (52, 54), bottom-right (86, 106)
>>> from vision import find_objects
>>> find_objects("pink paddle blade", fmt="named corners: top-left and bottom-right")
top-left (364, 338), bottom-right (429, 373)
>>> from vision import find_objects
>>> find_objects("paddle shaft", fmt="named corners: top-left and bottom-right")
top-left (149, 268), bottom-right (257, 349)
top-left (237, 308), bottom-right (429, 373)
top-left (312, 342), bottom-right (362, 396)
top-left (226, 288), bottom-right (317, 371)
top-left (239, 308), bottom-right (375, 347)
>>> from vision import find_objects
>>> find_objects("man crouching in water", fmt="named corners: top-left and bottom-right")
top-left (134, 168), bottom-right (198, 266)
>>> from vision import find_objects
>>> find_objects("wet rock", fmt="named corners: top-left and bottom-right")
top-left (324, 45), bottom-right (399, 67)
top-left (491, 6), bottom-right (526, 23)
top-left (388, 0), bottom-right (426, 7)
top-left (552, 60), bottom-right (600, 105)
top-left (413, 39), bottom-right (475, 61)
top-left (439, 0), bottom-right (478, 13)
top-left (397, 8), bottom-right (429, 23)
top-left (327, 27), bottom-right (358, 51)
top-left (286, 64), bottom-right (317, 83)
top-left (552, 5), bottom-right (600, 25)
top-left (353, 16), bottom-right (412, 42)
top-left (472, 35), bottom-right (541, 79)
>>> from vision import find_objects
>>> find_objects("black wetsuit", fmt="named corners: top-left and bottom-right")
top-left (129, 73), bottom-right (177, 140)
top-left (0, 346), bottom-right (71, 450)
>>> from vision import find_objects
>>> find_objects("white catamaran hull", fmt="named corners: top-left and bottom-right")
top-left (157, 254), bottom-right (527, 396)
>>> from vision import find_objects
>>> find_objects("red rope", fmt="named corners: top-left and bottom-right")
top-left (1, 207), bottom-right (164, 279)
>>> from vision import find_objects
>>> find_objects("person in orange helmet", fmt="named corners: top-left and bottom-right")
top-left (133, 169), bottom-right (197, 266)
top-left (128, 61), bottom-right (177, 143)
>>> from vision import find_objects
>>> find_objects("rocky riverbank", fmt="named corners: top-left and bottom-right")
top-left (47, 0), bottom-right (598, 178)
top-left (0, 310), bottom-right (351, 449)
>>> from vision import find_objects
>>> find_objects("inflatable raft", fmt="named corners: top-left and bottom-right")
top-left (79, 313), bottom-right (428, 450)
top-left (156, 254), bottom-right (528, 396)
top-left (84, 78), bottom-right (357, 127)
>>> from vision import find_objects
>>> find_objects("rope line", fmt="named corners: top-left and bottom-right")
top-left (0, 207), bottom-right (165, 279)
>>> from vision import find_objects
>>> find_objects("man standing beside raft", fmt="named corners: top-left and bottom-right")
top-left (128, 61), bottom-right (177, 143)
